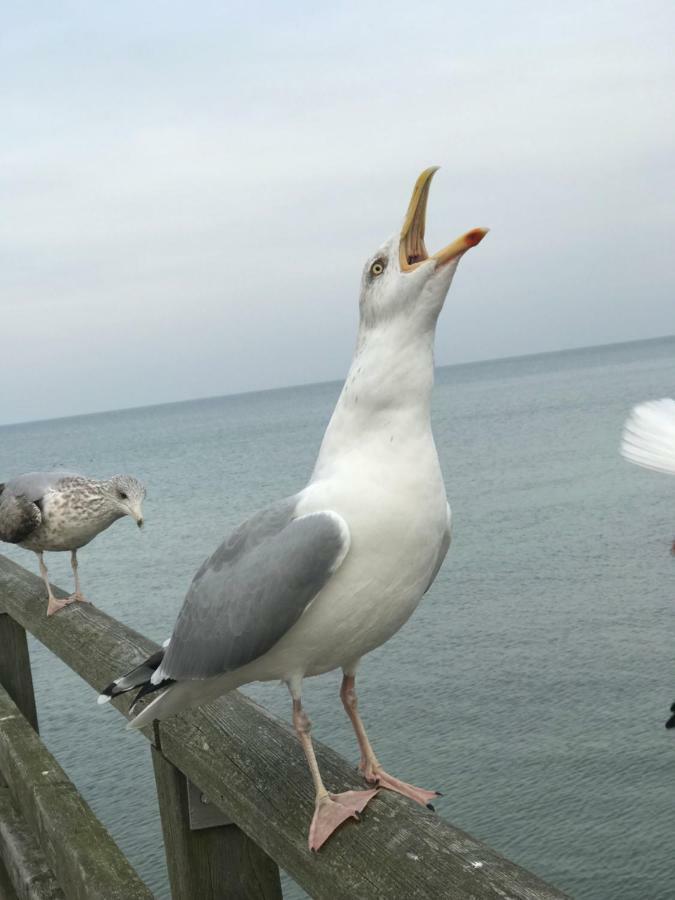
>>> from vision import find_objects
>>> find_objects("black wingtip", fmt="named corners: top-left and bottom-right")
top-left (130, 677), bottom-right (175, 711)
top-left (665, 701), bottom-right (675, 729)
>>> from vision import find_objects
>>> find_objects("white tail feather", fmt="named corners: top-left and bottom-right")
top-left (127, 672), bottom-right (240, 730)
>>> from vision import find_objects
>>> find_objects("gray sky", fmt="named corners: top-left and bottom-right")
top-left (2, 1), bottom-right (674, 425)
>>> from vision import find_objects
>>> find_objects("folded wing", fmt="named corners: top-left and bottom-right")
top-left (0, 484), bottom-right (42, 544)
top-left (154, 498), bottom-right (350, 683)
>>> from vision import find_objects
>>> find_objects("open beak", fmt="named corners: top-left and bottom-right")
top-left (399, 167), bottom-right (488, 272)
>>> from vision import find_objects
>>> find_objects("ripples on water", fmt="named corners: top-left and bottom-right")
top-left (1, 336), bottom-right (673, 899)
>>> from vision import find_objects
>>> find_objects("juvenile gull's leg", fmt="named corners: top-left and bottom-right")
top-left (68, 550), bottom-right (89, 603)
top-left (288, 681), bottom-right (377, 851)
top-left (340, 672), bottom-right (441, 809)
top-left (37, 552), bottom-right (76, 616)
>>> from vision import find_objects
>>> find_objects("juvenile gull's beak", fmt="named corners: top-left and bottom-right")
top-left (399, 166), bottom-right (488, 272)
top-left (129, 507), bottom-right (144, 528)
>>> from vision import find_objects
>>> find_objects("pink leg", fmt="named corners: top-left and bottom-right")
top-left (68, 550), bottom-right (90, 603)
top-left (340, 673), bottom-right (441, 810)
top-left (37, 553), bottom-right (76, 616)
top-left (291, 693), bottom-right (377, 851)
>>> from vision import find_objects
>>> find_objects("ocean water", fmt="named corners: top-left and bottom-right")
top-left (0, 336), bottom-right (674, 900)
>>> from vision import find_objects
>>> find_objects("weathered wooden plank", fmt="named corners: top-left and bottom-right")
top-left (0, 854), bottom-right (20, 900)
top-left (152, 747), bottom-right (282, 900)
top-left (0, 553), bottom-right (570, 900)
top-left (0, 682), bottom-right (153, 900)
top-left (159, 699), bottom-right (573, 900)
top-left (0, 787), bottom-right (64, 900)
top-left (0, 555), bottom-right (157, 728)
top-left (0, 615), bottom-right (38, 732)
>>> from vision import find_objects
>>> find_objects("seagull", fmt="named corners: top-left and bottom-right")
top-left (101, 167), bottom-right (488, 850)
top-left (621, 398), bottom-right (675, 477)
top-left (0, 471), bottom-right (146, 615)
top-left (621, 398), bottom-right (675, 553)
top-left (621, 398), bottom-right (675, 729)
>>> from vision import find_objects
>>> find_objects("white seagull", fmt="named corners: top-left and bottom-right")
top-left (0, 472), bottom-right (146, 615)
top-left (101, 168), bottom-right (488, 850)
top-left (621, 398), bottom-right (675, 477)
top-left (621, 397), bottom-right (675, 554)
top-left (621, 397), bottom-right (675, 730)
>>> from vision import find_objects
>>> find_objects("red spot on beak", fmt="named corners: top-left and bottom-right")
top-left (465, 228), bottom-right (488, 248)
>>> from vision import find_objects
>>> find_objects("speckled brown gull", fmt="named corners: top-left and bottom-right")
top-left (101, 167), bottom-right (488, 851)
top-left (0, 471), bottom-right (145, 615)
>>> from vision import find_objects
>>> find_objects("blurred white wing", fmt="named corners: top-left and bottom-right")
top-left (621, 398), bottom-right (675, 474)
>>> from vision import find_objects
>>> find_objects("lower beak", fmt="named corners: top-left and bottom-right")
top-left (399, 167), bottom-right (488, 272)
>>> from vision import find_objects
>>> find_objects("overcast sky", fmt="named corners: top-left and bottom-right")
top-left (2, 1), bottom-right (674, 425)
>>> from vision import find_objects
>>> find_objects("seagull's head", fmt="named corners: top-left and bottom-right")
top-left (108, 475), bottom-right (146, 528)
top-left (358, 167), bottom-right (488, 332)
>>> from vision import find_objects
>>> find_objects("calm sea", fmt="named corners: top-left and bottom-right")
top-left (1, 336), bottom-right (673, 899)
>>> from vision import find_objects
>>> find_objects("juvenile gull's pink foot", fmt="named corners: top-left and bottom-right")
top-left (308, 789), bottom-right (378, 852)
top-left (46, 595), bottom-right (77, 616)
top-left (362, 765), bottom-right (440, 810)
top-left (67, 592), bottom-right (91, 603)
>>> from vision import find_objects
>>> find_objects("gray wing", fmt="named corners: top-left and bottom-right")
top-left (158, 497), bottom-right (350, 681)
top-left (3, 470), bottom-right (79, 502)
top-left (0, 471), bottom-right (78, 544)
top-left (0, 485), bottom-right (42, 543)
top-left (424, 503), bottom-right (452, 594)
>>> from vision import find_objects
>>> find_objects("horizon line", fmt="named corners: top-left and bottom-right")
top-left (3, 332), bottom-right (673, 430)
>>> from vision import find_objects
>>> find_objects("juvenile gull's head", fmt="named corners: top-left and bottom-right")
top-left (358, 167), bottom-right (488, 333)
top-left (105, 475), bottom-right (146, 527)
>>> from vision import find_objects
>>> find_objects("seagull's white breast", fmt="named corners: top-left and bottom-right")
top-left (251, 431), bottom-right (449, 681)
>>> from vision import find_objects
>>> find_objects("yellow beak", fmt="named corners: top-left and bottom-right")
top-left (399, 167), bottom-right (488, 272)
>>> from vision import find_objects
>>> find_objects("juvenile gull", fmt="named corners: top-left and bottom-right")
top-left (102, 168), bottom-right (488, 849)
top-left (0, 471), bottom-right (145, 615)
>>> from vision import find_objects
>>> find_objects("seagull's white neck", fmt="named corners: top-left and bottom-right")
top-left (313, 319), bottom-right (436, 476)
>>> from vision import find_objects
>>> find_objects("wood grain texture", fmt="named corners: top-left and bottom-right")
top-left (0, 787), bottom-right (64, 900)
top-left (0, 683), bottom-right (152, 900)
top-left (0, 553), bottom-right (571, 900)
top-left (152, 747), bottom-right (282, 900)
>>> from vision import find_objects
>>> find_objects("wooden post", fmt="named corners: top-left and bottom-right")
top-left (152, 747), bottom-right (282, 900)
top-left (0, 684), bottom-right (153, 900)
top-left (0, 614), bottom-right (38, 733)
top-left (0, 785), bottom-right (64, 899)
top-left (0, 856), bottom-right (19, 900)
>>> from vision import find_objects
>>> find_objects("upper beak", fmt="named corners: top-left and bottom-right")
top-left (399, 166), bottom-right (488, 272)
top-left (136, 517), bottom-right (144, 529)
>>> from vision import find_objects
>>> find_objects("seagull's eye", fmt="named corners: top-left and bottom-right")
top-left (370, 260), bottom-right (385, 277)
top-left (118, 491), bottom-right (128, 500)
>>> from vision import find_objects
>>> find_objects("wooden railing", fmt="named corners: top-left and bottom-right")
top-left (0, 553), bottom-right (570, 899)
